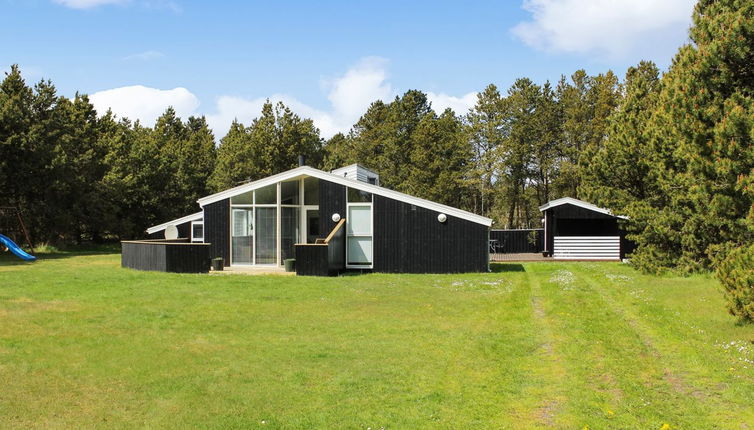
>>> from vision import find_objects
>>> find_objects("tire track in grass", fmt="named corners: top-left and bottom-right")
top-left (577, 265), bottom-right (754, 426)
top-left (525, 263), bottom-right (712, 428)
top-left (522, 266), bottom-right (569, 427)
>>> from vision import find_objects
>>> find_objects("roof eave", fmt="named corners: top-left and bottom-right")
top-left (196, 166), bottom-right (493, 227)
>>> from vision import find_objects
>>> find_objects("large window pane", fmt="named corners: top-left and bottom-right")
top-left (281, 207), bottom-right (299, 261)
top-left (348, 188), bottom-right (372, 203)
top-left (306, 209), bottom-right (320, 243)
top-left (232, 209), bottom-right (253, 264)
top-left (304, 177), bottom-right (319, 205)
top-left (347, 237), bottom-right (372, 265)
top-left (255, 184), bottom-right (276, 204)
top-left (281, 180), bottom-right (300, 205)
top-left (231, 191), bottom-right (253, 205)
top-left (255, 207), bottom-right (277, 264)
top-left (347, 206), bottom-right (371, 235)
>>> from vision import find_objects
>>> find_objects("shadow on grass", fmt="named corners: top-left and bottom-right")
top-left (490, 263), bottom-right (526, 273)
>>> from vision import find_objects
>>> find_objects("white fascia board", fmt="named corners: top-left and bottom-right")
top-left (538, 197), bottom-right (628, 219)
top-left (146, 211), bottom-right (204, 234)
top-left (196, 167), bottom-right (310, 207)
top-left (197, 166), bottom-right (493, 227)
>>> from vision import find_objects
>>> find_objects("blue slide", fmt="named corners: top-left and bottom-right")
top-left (0, 233), bottom-right (36, 261)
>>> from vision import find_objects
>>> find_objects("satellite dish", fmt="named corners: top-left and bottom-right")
top-left (332, 213), bottom-right (341, 222)
top-left (165, 225), bottom-right (179, 240)
top-left (437, 213), bottom-right (447, 223)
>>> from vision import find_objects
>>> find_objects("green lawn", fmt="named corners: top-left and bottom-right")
top-left (1, 252), bottom-right (753, 429)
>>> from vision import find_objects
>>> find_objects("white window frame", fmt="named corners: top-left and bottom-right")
top-left (230, 178), bottom-right (313, 267)
top-left (190, 221), bottom-right (204, 243)
top-left (345, 187), bottom-right (374, 269)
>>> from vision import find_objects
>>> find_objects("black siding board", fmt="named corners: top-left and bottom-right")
top-left (319, 179), bottom-right (346, 236)
top-left (490, 229), bottom-right (544, 253)
top-left (295, 245), bottom-right (330, 276)
top-left (204, 199), bottom-right (230, 266)
top-left (372, 195), bottom-right (487, 273)
top-left (549, 204), bottom-right (618, 220)
top-left (121, 241), bottom-right (210, 273)
top-left (327, 223), bottom-right (346, 272)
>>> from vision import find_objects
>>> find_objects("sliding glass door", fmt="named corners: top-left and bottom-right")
top-left (232, 208), bottom-right (253, 264)
top-left (255, 207), bottom-right (277, 264)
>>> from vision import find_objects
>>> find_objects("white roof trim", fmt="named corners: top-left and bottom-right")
top-left (146, 211), bottom-right (203, 234)
top-left (538, 197), bottom-right (628, 219)
top-left (197, 166), bottom-right (493, 226)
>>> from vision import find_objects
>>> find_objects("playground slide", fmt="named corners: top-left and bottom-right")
top-left (0, 233), bottom-right (36, 262)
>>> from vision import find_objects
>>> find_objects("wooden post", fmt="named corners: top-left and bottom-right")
top-left (15, 208), bottom-right (34, 254)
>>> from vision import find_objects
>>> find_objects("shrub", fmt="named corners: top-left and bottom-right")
top-left (716, 244), bottom-right (754, 323)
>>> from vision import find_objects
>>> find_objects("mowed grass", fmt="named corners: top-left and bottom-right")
top-left (1, 253), bottom-right (753, 429)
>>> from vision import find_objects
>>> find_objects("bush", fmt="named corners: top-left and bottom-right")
top-left (716, 244), bottom-right (754, 323)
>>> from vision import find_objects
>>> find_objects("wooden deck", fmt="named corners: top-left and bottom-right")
top-left (490, 253), bottom-right (550, 262)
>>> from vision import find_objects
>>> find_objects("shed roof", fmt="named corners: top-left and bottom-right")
top-left (538, 197), bottom-right (628, 219)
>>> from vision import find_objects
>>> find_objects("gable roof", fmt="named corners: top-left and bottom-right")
top-left (538, 197), bottom-right (628, 219)
top-left (146, 211), bottom-right (203, 235)
top-left (196, 166), bottom-right (493, 226)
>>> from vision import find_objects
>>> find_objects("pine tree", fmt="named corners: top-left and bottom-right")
top-left (210, 101), bottom-right (323, 192)
top-left (466, 84), bottom-right (507, 217)
top-left (209, 120), bottom-right (252, 191)
top-left (579, 61), bottom-right (662, 211)
top-left (632, 0), bottom-right (754, 273)
top-left (407, 108), bottom-right (473, 209)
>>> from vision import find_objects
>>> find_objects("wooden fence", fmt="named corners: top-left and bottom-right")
top-left (121, 239), bottom-right (211, 273)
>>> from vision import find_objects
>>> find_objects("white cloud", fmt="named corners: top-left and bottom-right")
top-left (511, 0), bottom-right (695, 59)
top-left (53, 0), bottom-right (128, 9)
top-left (206, 57), bottom-right (394, 139)
top-left (90, 57), bottom-right (474, 140)
top-left (122, 50), bottom-right (164, 61)
top-left (89, 85), bottom-right (199, 127)
top-left (427, 91), bottom-right (477, 115)
top-left (323, 56), bottom-right (393, 132)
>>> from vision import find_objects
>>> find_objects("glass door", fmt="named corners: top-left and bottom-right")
top-left (231, 208), bottom-right (253, 264)
top-left (255, 207), bottom-right (277, 264)
top-left (346, 205), bottom-right (372, 267)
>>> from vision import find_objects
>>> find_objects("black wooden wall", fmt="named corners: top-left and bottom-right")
top-left (121, 241), bottom-right (210, 273)
top-left (295, 245), bottom-right (329, 276)
top-left (372, 195), bottom-right (488, 273)
top-left (319, 179), bottom-right (346, 237)
top-left (204, 198), bottom-right (230, 266)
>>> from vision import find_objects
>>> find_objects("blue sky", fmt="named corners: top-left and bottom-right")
top-left (2, 0), bottom-right (696, 138)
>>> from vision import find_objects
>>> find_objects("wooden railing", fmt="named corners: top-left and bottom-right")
top-left (294, 218), bottom-right (346, 276)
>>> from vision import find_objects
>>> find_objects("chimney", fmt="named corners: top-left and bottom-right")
top-left (298, 155), bottom-right (306, 166)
